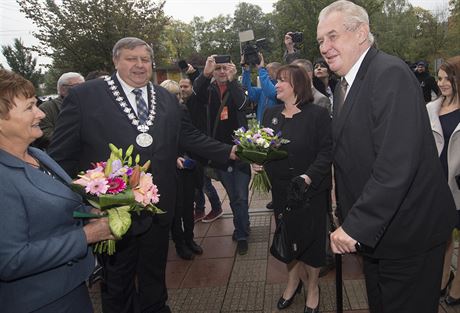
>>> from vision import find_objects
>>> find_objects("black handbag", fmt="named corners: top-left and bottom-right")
top-left (270, 209), bottom-right (297, 263)
top-left (270, 177), bottom-right (315, 264)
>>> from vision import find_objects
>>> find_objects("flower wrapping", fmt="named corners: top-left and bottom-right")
top-left (233, 119), bottom-right (289, 193)
top-left (72, 143), bottom-right (163, 255)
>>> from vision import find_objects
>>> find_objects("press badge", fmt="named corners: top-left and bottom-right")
top-left (220, 106), bottom-right (229, 120)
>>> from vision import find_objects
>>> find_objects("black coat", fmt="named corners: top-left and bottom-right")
top-left (333, 48), bottom-right (456, 259)
top-left (48, 74), bottom-right (231, 227)
top-left (262, 102), bottom-right (333, 207)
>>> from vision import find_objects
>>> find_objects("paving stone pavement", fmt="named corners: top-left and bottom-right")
top-left (87, 182), bottom-right (460, 312)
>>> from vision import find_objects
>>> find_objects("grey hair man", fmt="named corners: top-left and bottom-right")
top-left (318, 1), bottom-right (456, 312)
top-left (36, 72), bottom-right (84, 148)
top-left (291, 59), bottom-right (331, 114)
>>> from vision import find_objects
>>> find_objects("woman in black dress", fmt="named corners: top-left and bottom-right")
top-left (255, 64), bottom-right (332, 312)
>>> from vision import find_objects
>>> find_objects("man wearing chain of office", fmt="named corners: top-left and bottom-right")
top-left (48, 37), bottom-right (235, 313)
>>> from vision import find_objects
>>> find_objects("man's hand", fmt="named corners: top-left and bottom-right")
top-left (284, 32), bottom-right (295, 53)
top-left (226, 62), bottom-right (237, 82)
top-left (330, 226), bottom-right (357, 254)
top-left (204, 55), bottom-right (216, 78)
top-left (185, 64), bottom-right (196, 75)
top-left (256, 53), bottom-right (265, 69)
top-left (176, 157), bottom-right (185, 169)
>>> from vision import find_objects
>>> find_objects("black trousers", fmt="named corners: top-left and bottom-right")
top-left (100, 222), bottom-right (171, 313)
top-left (171, 170), bottom-right (196, 244)
top-left (363, 242), bottom-right (446, 313)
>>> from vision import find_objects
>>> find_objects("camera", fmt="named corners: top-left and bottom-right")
top-left (290, 32), bottom-right (303, 43)
top-left (177, 60), bottom-right (188, 71)
top-left (214, 55), bottom-right (231, 64)
top-left (242, 38), bottom-right (267, 66)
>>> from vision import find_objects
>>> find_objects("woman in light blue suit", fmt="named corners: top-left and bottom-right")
top-left (0, 69), bottom-right (113, 313)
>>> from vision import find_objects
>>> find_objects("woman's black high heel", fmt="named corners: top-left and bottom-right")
top-left (277, 280), bottom-right (303, 310)
top-left (441, 271), bottom-right (455, 297)
top-left (304, 285), bottom-right (321, 313)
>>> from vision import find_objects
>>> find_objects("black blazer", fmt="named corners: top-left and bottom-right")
top-left (262, 102), bottom-right (332, 194)
top-left (333, 47), bottom-right (457, 259)
top-left (48, 74), bottom-right (231, 226)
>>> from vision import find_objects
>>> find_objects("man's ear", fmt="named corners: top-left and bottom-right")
top-left (357, 23), bottom-right (370, 45)
top-left (113, 57), bottom-right (118, 70)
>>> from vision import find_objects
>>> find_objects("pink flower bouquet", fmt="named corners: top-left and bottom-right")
top-left (72, 144), bottom-right (163, 255)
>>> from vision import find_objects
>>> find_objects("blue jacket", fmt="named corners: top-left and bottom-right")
top-left (0, 147), bottom-right (94, 313)
top-left (242, 67), bottom-right (278, 122)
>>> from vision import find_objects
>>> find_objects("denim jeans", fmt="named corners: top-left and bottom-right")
top-left (217, 161), bottom-right (251, 241)
top-left (194, 176), bottom-right (222, 213)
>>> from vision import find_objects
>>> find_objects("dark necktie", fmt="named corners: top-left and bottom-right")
top-left (132, 88), bottom-right (149, 124)
top-left (334, 78), bottom-right (348, 117)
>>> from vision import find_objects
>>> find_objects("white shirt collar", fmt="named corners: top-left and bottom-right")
top-left (116, 72), bottom-right (148, 114)
top-left (344, 47), bottom-right (371, 93)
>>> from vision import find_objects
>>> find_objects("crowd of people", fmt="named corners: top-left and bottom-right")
top-left (0, 1), bottom-right (459, 313)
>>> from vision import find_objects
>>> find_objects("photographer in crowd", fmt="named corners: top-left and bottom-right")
top-left (178, 63), bottom-right (224, 224)
top-left (193, 55), bottom-right (251, 255)
top-left (284, 32), bottom-right (303, 64)
top-left (241, 53), bottom-right (281, 122)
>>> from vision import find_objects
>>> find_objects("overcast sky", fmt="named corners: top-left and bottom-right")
top-left (0, 0), bottom-right (450, 68)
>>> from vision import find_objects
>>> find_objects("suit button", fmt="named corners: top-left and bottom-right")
top-left (67, 261), bottom-right (74, 266)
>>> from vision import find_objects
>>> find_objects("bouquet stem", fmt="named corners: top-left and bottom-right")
top-left (94, 239), bottom-right (117, 255)
top-left (250, 169), bottom-right (271, 193)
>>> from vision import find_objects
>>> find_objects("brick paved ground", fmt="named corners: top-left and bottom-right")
top-left (88, 181), bottom-right (460, 312)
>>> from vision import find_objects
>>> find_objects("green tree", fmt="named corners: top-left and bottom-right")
top-left (1, 38), bottom-right (43, 88)
top-left (445, 0), bottom-right (460, 56)
top-left (272, 0), bottom-right (335, 62)
top-left (17, 0), bottom-right (170, 75)
top-left (190, 14), bottom-right (237, 59)
top-left (161, 20), bottom-right (195, 64)
top-left (232, 3), bottom-right (277, 63)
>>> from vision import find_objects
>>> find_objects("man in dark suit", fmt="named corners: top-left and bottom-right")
top-left (48, 37), bottom-right (235, 313)
top-left (317, 1), bottom-right (457, 312)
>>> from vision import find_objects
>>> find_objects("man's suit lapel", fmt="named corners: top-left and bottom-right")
top-left (332, 48), bottom-right (379, 146)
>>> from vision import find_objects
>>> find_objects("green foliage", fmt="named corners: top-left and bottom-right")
top-left (17, 0), bottom-right (169, 75)
top-left (445, 0), bottom-right (460, 56)
top-left (272, 0), bottom-right (334, 62)
top-left (1, 38), bottom-right (43, 89)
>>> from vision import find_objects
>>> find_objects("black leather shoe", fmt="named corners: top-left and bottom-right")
top-left (277, 280), bottom-right (302, 310)
top-left (266, 201), bottom-right (273, 210)
top-left (304, 285), bottom-right (320, 313)
top-left (176, 244), bottom-right (194, 260)
top-left (186, 240), bottom-right (203, 255)
top-left (445, 294), bottom-right (460, 306)
top-left (441, 271), bottom-right (455, 297)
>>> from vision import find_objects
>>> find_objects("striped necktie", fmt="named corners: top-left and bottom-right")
top-left (132, 88), bottom-right (149, 124)
top-left (334, 78), bottom-right (348, 117)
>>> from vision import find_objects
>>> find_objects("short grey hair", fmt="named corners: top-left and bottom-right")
top-left (112, 37), bottom-right (154, 60)
top-left (291, 59), bottom-right (313, 73)
top-left (57, 72), bottom-right (84, 91)
top-left (319, 0), bottom-right (375, 45)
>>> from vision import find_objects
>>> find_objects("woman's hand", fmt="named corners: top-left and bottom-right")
top-left (251, 164), bottom-right (264, 172)
top-left (83, 217), bottom-right (115, 244)
top-left (176, 157), bottom-right (185, 169)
